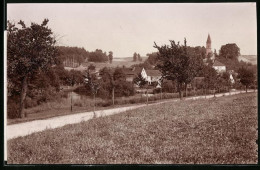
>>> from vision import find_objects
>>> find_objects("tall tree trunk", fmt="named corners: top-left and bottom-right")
top-left (246, 85), bottom-right (248, 93)
top-left (160, 87), bottom-right (162, 100)
top-left (146, 88), bottom-right (148, 105)
top-left (19, 76), bottom-right (28, 118)
top-left (112, 87), bottom-right (115, 106)
top-left (70, 91), bottom-right (73, 112)
top-left (185, 83), bottom-right (188, 97)
top-left (93, 93), bottom-right (96, 117)
top-left (178, 83), bottom-right (183, 100)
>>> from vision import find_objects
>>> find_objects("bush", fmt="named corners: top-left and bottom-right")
top-left (74, 86), bottom-right (91, 96)
top-left (7, 99), bottom-right (20, 119)
top-left (129, 99), bottom-right (137, 104)
top-left (102, 100), bottom-right (113, 107)
top-left (24, 97), bottom-right (38, 108)
top-left (74, 101), bottom-right (83, 107)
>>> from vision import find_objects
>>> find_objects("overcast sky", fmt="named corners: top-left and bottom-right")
top-left (7, 3), bottom-right (257, 57)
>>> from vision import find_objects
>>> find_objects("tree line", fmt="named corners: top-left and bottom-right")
top-left (7, 19), bottom-right (257, 119)
top-left (57, 46), bottom-right (114, 66)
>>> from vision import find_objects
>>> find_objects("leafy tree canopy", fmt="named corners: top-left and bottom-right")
top-left (237, 67), bottom-right (255, 89)
top-left (219, 43), bottom-right (240, 60)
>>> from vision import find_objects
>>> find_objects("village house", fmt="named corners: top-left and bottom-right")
top-left (123, 67), bottom-right (162, 88)
top-left (212, 60), bottom-right (226, 73)
top-left (123, 67), bottom-right (142, 82)
top-left (140, 68), bottom-right (161, 86)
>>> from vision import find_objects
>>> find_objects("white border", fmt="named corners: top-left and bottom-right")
top-left (4, 30), bottom-right (7, 161)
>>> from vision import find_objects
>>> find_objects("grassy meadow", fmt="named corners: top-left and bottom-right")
top-left (7, 92), bottom-right (257, 164)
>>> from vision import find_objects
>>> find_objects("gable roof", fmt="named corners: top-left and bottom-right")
top-left (145, 69), bottom-right (161, 77)
top-left (213, 60), bottom-right (225, 67)
top-left (122, 67), bottom-right (142, 76)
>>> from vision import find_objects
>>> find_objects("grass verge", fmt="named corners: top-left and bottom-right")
top-left (7, 93), bottom-right (257, 164)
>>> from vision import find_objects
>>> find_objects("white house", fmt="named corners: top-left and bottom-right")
top-left (141, 68), bottom-right (162, 87)
top-left (212, 60), bottom-right (226, 73)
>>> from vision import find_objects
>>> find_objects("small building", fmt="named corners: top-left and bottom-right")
top-left (123, 67), bottom-right (142, 82)
top-left (141, 68), bottom-right (161, 85)
top-left (212, 60), bottom-right (226, 73)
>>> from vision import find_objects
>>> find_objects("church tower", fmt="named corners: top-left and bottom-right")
top-left (206, 34), bottom-right (212, 57)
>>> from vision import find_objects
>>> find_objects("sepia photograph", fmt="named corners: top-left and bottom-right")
top-left (4, 3), bottom-right (257, 164)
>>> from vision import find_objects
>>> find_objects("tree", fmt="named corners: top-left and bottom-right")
top-left (133, 73), bottom-right (149, 105)
top-left (202, 65), bottom-right (218, 96)
top-left (237, 67), bottom-right (255, 92)
top-left (154, 39), bottom-right (203, 99)
top-left (84, 71), bottom-right (100, 116)
top-left (133, 52), bottom-right (137, 62)
top-left (99, 67), bottom-right (115, 105)
top-left (7, 19), bottom-right (58, 118)
top-left (88, 49), bottom-right (108, 62)
top-left (88, 64), bottom-right (96, 71)
top-left (219, 43), bottom-right (240, 60)
top-left (137, 53), bottom-right (142, 62)
top-left (146, 52), bottom-right (158, 65)
top-left (57, 46), bottom-right (88, 67)
top-left (108, 51), bottom-right (113, 64)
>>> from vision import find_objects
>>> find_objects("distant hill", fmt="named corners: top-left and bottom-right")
top-left (238, 55), bottom-right (257, 65)
top-left (64, 57), bottom-right (147, 71)
top-left (113, 56), bottom-right (148, 62)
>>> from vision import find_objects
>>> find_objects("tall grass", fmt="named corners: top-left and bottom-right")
top-left (7, 93), bottom-right (257, 164)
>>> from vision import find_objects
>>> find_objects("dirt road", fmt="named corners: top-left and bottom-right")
top-left (6, 90), bottom-right (254, 140)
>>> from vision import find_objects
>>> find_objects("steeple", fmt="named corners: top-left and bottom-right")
top-left (206, 34), bottom-right (211, 43)
top-left (206, 34), bottom-right (212, 57)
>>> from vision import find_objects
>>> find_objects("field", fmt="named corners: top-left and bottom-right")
top-left (65, 57), bottom-right (148, 71)
top-left (239, 55), bottom-right (257, 65)
top-left (7, 93), bottom-right (257, 164)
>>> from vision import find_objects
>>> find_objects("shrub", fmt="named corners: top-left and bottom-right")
top-left (74, 101), bottom-right (83, 107)
top-left (102, 100), bottom-right (113, 107)
top-left (7, 99), bottom-right (20, 119)
top-left (129, 99), bottom-right (136, 104)
top-left (24, 97), bottom-right (38, 109)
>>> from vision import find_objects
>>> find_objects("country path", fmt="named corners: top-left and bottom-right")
top-left (6, 90), bottom-right (254, 140)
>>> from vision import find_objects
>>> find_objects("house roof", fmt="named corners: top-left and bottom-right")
top-left (145, 69), bottom-right (161, 77)
top-left (213, 60), bottom-right (225, 67)
top-left (122, 67), bottom-right (142, 75)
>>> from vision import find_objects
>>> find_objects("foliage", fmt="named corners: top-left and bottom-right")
top-left (57, 46), bottom-right (88, 66)
top-left (87, 64), bottom-right (96, 71)
top-left (137, 53), bottom-right (142, 62)
top-left (237, 67), bottom-right (255, 91)
top-left (88, 49), bottom-right (109, 62)
top-left (133, 73), bottom-right (148, 89)
top-left (154, 39), bottom-right (204, 98)
top-left (108, 51), bottom-right (113, 64)
top-left (7, 19), bottom-right (58, 118)
top-left (202, 65), bottom-right (218, 90)
top-left (84, 71), bottom-right (100, 96)
top-left (133, 52), bottom-right (137, 62)
top-left (146, 52), bottom-right (158, 65)
top-left (153, 80), bottom-right (177, 93)
top-left (219, 43), bottom-right (240, 60)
